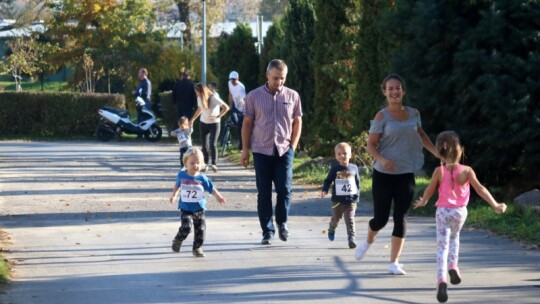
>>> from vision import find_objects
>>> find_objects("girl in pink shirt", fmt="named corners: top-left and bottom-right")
top-left (413, 131), bottom-right (507, 303)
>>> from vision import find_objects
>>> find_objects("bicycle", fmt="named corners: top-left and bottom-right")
top-left (220, 114), bottom-right (239, 157)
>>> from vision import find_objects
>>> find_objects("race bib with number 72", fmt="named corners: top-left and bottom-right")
top-left (180, 184), bottom-right (205, 203)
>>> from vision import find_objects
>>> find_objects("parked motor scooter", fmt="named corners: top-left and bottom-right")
top-left (96, 97), bottom-right (162, 142)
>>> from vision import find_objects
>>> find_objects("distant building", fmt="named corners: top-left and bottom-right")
top-left (165, 20), bottom-right (273, 52)
top-left (0, 19), bottom-right (45, 56)
top-left (165, 20), bottom-right (273, 40)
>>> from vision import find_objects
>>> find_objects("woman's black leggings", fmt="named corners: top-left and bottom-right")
top-left (200, 121), bottom-right (220, 165)
top-left (369, 169), bottom-right (415, 238)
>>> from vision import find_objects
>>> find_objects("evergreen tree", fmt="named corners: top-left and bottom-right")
top-left (386, 0), bottom-right (540, 191)
top-left (310, 0), bottom-right (360, 155)
top-left (258, 18), bottom-right (285, 84)
top-left (215, 23), bottom-right (259, 97)
top-left (354, 0), bottom-right (393, 132)
top-left (280, 0), bottom-right (316, 117)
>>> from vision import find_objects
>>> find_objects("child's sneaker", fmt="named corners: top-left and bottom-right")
top-left (388, 262), bottom-right (406, 275)
top-left (448, 268), bottom-right (461, 285)
top-left (354, 240), bottom-right (370, 261)
top-left (327, 230), bottom-right (335, 241)
top-left (192, 247), bottom-right (206, 257)
top-left (436, 282), bottom-right (448, 303)
top-left (171, 239), bottom-right (182, 252)
top-left (348, 236), bottom-right (357, 249)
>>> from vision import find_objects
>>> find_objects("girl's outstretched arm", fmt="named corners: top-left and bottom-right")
top-left (467, 167), bottom-right (507, 213)
top-left (413, 167), bottom-right (441, 209)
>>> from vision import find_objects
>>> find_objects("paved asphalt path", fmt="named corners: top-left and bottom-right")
top-left (0, 141), bottom-right (539, 304)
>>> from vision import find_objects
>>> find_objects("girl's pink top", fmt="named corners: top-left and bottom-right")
top-left (436, 164), bottom-right (470, 208)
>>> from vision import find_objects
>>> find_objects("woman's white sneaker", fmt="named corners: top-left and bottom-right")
top-left (388, 263), bottom-right (406, 275)
top-left (355, 241), bottom-right (370, 261)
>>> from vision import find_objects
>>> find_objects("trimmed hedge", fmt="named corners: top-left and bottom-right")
top-left (158, 91), bottom-right (177, 134)
top-left (0, 92), bottom-right (125, 136)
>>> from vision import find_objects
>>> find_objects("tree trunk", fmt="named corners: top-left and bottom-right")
top-left (106, 68), bottom-right (110, 94)
top-left (176, 0), bottom-right (192, 50)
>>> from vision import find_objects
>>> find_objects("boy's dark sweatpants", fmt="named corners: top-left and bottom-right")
top-left (174, 209), bottom-right (206, 249)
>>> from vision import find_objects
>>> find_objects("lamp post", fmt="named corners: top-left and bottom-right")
top-left (201, 0), bottom-right (207, 84)
top-left (173, 22), bottom-right (187, 51)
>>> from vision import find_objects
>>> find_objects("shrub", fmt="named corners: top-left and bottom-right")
top-left (0, 92), bottom-right (124, 136)
top-left (158, 91), bottom-right (177, 134)
top-left (350, 131), bottom-right (373, 173)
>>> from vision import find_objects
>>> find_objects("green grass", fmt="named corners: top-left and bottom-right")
top-left (292, 155), bottom-right (327, 185)
top-left (0, 230), bottom-right (10, 285)
top-left (0, 81), bottom-right (69, 92)
top-left (466, 203), bottom-right (540, 246)
top-left (0, 256), bottom-right (9, 285)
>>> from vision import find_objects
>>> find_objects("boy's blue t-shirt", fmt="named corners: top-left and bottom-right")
top-left (175, 171), bottom-right (215, 212)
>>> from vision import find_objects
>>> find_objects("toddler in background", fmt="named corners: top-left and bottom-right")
top-left (170, 116), bottom-right (192, 169)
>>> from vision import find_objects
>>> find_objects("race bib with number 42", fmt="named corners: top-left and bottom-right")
top-left (335, 178), bottom-right (358, 196)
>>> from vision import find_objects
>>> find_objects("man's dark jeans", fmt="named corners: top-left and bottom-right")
top-left (231, 107), bottom-right (243, 150)
top-left (253, 147), bottom-right (294, 237)
top-left (137, 100), bottom-right (152, 123)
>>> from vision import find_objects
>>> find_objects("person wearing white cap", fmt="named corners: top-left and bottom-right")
top-left (228, 71), bottom-right (246, 150)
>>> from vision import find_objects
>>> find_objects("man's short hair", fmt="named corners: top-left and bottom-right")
top-left (266, 59), bottom-right (287, 72)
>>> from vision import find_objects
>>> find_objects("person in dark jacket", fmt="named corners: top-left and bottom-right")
top-left (172, 72), bottom-right (197, 120)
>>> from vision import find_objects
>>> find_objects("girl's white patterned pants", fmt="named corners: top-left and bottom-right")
top-left (436, 206), bottom-right (468, 283)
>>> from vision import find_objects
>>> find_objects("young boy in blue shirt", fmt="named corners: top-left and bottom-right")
top-left (169, 148), bottom-right (226, 257)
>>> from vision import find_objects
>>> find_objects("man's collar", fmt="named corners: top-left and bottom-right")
top-left (264, 83), bottom-right (283, 95)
